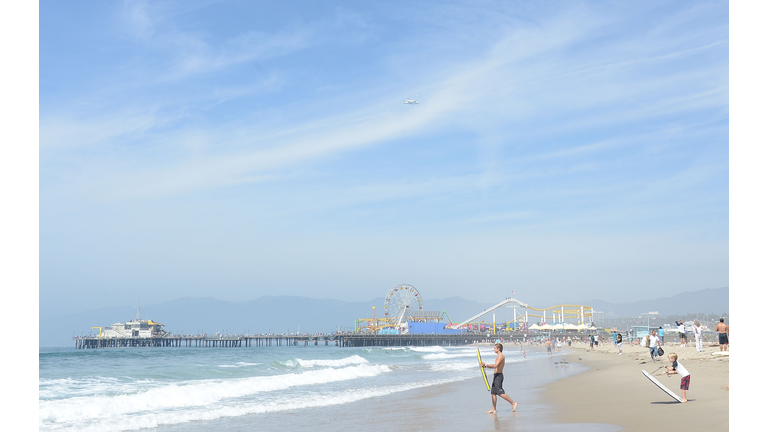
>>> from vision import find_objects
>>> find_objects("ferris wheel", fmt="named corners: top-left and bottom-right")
top-left (383, 284), bottom-right (423, 326)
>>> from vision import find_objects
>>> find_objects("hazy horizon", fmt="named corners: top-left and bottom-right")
top-left (45, 285), bottom-right (729, 319)
top-left (40, 286), bottom-right (728, 347)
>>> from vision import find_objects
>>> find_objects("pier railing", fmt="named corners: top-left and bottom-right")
top-left (72, 332), bottom-right (518, 349)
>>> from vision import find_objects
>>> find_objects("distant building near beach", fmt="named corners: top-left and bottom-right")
top-left (633, 326), bottom-right (651, 339)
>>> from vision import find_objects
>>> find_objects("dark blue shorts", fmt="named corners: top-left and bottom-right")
top-left (491, 373), bottom-right (505, 395)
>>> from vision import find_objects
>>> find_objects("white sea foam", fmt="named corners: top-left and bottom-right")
top-left (429, 362), bottom-right (476, 372)
top-left (40, 377), bottom-right (467, 432)
top-left (289, 354), bottom-right (368, 368)
top-left (218, 362), bottom-right (261, 368)
top-left (39, 377), bottom-right (156, 400)
top-left (408, 346), bottom-right (447, 353)
top-left (422, 352), bottom-right (477, 360)
top-left (38, 363), bottom-right (389, 426)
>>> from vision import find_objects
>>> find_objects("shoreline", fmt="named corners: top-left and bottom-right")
top-left (540, 340), bottom-right (729, 430)
top-left (382, 343), bottom-right (622, 432)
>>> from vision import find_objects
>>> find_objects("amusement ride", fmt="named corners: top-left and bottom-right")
top-left (356, 284), bottom-right (597, 333)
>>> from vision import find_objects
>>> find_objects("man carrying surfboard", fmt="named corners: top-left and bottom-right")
top-left (480, 343), bottom-right (518, 413)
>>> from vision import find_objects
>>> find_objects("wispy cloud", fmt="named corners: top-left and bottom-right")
top-left (42, 2), bottom-right (728, 206)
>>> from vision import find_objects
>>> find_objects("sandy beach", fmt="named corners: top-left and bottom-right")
top-left (541, 339), bottom-right (729, 431)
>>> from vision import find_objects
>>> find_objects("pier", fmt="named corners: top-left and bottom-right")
top-left (338, 333), bottom-right (487, 347)
top-left (73, 332), bottom-right (509, 349)
top-left (73, 334), bottom-right (337, 349)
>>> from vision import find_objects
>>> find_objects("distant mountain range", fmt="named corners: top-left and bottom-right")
top-left (578, 287), bottom-right (728, 318)
top-left (39, 287), bottom-right (728, 347)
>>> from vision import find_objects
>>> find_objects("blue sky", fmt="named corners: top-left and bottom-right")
top-left (38, 0), bottom-right (729, 317)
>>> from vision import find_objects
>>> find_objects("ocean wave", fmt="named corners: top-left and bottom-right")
top-left (422, 352), bottom-right (477, 360)
top-left (39, 363), bottom-right (389, 426)
top-left (429, 362), bottom-right (476, 372)
top-left (39, 377), bottom-right (467, 432)
top-left (281, 354), bottom-right (368, 368)
top-left (408, 346), bottom-right (447, 353)
top-left (39, 377), bottom-right (156, 400)
top-left (218, 362), bottom-right (261, 368)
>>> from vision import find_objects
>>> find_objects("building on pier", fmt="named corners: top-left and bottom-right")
top-left (92, 301), bottom-right (169, 339)
top-left (102, 319), bottom-right (166, 338)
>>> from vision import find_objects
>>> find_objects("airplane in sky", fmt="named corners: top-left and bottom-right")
top-left (402, 95), bottom-right (419, 105)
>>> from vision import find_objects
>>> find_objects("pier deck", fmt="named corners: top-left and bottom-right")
top-left (73, 333), bottom-right (509, 349)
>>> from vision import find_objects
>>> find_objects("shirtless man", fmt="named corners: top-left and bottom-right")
top-left (545, 339), bottom-right (552, 357)
top-left (480, 343), bottom-right (518, 413)
top-left (716, 318), bottom-right (729, 351)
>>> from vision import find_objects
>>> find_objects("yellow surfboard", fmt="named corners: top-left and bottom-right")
top-left (477, 348), bottom-right (491, 391)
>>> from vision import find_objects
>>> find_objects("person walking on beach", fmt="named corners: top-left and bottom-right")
top-left (589, 334), bottom-right (594, 351)
top-left (545, 339), bottom-right (552, 356)
top-left (664, 352), bottom-right (690, 403)
top-left (480, 343), bottom-right (518, 413)
top-left (616, 332), bottom-right (623, 355)
top-left (716, 318), bottom-right (729, 351)
top-left (658, 326), bottom-right (664, 345)
top-left (648, 330), bottom-right (661, 362)
top-left (693, 319), bottom-right (704, 352)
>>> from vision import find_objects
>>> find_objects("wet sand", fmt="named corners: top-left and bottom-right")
top-left (541, 340), bottom-right (729, 431)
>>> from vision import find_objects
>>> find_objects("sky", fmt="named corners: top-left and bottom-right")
top-left (37, 0), bottom-right (730, 318)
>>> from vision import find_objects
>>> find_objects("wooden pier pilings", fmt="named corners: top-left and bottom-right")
top-left (73, 332), bottom-right (510, 349)
top-left (73, 334), bottom-right (339, 349)
top-left (336, 333), bottom-right (488, 347)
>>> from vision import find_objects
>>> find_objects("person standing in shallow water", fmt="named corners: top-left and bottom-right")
top-left (480, 343), bottom-right (518, 413)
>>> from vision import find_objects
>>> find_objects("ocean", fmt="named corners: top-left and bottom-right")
top-left (39, 343), bottom-right (620, 431)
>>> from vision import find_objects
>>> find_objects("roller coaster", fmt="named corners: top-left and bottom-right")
top-left (445, 297), bottom-right (595, 330)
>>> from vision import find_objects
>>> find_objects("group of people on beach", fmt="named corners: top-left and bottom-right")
top-left (644, 318), bottom-right (728, 356)
top-left (475, 318), bottom-right (728, 413)
top-left (645, 317), bottom-right (728, 403)
top-left (544, 337), bottom-right (569, 356)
